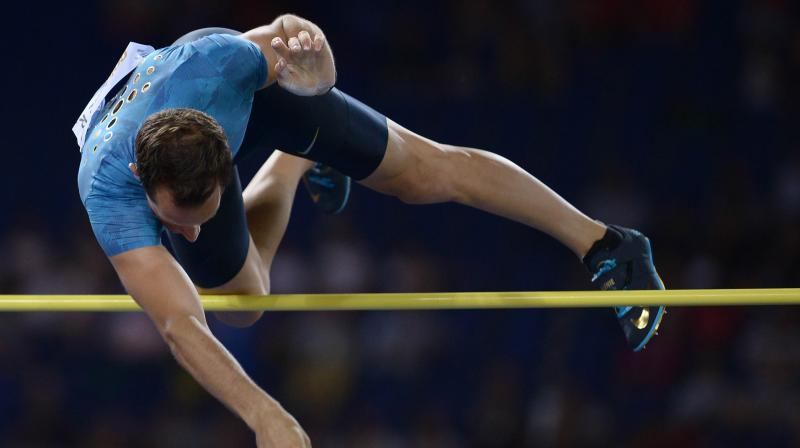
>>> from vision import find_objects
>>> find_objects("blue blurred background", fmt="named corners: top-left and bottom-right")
top-left (3, 0), bottom-right (800, 446)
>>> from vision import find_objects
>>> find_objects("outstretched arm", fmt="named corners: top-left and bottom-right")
top-left (110, 246), bottom-right (310, 448)
top-left (243, 14), bottom-right (336, 96)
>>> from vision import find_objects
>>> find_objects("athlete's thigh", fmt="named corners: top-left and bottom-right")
top-left (239, 87), bottom-right (389, 180)
top-left (197, 236), bottom-right (267, 295)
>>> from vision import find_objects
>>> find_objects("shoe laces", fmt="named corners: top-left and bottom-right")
top-left (591, 258), bottom-right (617, 283)
top-left (307, 175), bottom-right (336, 189)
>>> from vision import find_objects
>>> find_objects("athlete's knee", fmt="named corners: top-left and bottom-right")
top-left (202, 255), bottom-right (270, 328)
top-left (238, 267), bottom-right (270, 296)
top-left (211, 275), bottom-right (267, 328)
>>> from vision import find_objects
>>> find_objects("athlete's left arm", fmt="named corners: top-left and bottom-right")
top-left (242, 14), bottom-right (336, 96)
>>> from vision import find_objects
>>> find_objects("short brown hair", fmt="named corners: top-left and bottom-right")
top-left (135, 108), bottom-right (233, 207)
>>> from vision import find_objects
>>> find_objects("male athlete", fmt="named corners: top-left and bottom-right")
top-left (76, 15), bottom-right (664, 447)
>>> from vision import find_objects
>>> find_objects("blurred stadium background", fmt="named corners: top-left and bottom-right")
top-left (3, 0), bottom-right (800, 446)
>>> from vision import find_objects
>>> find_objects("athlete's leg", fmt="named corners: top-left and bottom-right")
top-left (202, 153), bottom-right (318, 328)
top-left (231, 85), bottom-right (663, 348)
top-left (239, 86), bottom-right (604, 257)
top-left (188, 153), bottom-right (311, 329)
top-left (242, 151), bottom-right (313, 271)
top-left (359, 120), bottom-right (606, 258)
top-left (355, 119), bottom-right (664, 351)
top-left (194, 153), bottom-right (313, 328)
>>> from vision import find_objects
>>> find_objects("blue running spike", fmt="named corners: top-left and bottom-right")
top-left (302, 163), bottom-right (351, 215)
top-left (585, 225), bottom-right (666, 352)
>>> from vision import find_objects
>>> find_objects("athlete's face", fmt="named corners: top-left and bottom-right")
top-left (146, 186), bottom-right (222, 242)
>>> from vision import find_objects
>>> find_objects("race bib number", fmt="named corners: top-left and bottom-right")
top-left (72, 42), bottom-right (155, 149)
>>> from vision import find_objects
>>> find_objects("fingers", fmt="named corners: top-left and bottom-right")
top-left (270, 37), bottom-right (291, 78)
top-left (297, 30), bottom-right (313, 51)
top-left (272, 32), bottom-right (325, 58)
top-left (274, 58), bottom-right (288, 77)
top-left (271, 37), bottom-right (291, 59)
top-left (287, 37), bottom-right (302, 54)
top-left (271, 36), bottom-right (302, 58)
top-left (313, 33), bottom-right (325, 52)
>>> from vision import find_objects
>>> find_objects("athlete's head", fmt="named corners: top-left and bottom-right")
top-left (131, 108), bottom-right (233, 242)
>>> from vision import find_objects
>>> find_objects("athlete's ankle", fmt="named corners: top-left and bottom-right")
top-left (582, 224), bottom-right (623, 268)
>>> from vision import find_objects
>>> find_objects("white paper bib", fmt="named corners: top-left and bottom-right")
top-left (72, 42), bottom-right (155, 148)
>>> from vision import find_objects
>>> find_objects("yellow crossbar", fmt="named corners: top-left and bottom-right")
top-left (0, 289), bottom-right (796, 311)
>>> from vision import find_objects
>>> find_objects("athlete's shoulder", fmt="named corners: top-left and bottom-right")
top-left (78, 138), bottom-right (161, 258)
top-left (179, 34), bottom-right (268, 93)
top-left (190, 33), bottom-right (264, 60)
top-left (79, 138), bottom-right (160, 258)
top-left (84, 189), bottom-right (162, 258)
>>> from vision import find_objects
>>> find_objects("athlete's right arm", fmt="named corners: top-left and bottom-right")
top-left (110, 245), bottom-right (310, 448)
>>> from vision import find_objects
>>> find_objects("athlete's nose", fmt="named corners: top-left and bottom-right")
top-left (180, 225), bottom-right (201, 242)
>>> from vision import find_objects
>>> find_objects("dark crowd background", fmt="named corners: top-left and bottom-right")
top-left (3, 0), bottom-right (800, 446)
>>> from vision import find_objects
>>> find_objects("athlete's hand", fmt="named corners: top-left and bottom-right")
top-left (271, 29), bottom-right (335, 96)
top-left (254, 405), bottom-right (311, 448)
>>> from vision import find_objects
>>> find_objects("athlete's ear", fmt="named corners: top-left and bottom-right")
top-left (128, 163), bottom-right (140, 179)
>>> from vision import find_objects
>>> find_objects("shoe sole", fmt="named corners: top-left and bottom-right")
top-left (632, 236), bottom-right (666, 352)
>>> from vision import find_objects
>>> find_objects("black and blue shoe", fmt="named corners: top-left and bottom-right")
top-left (584, 224), bottom-right (666, 352)
top-left (302, 163), bottom-right (351, 215)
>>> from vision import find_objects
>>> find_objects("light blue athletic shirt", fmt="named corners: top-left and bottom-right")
top-left (77, 34), bottom-right (267, 257)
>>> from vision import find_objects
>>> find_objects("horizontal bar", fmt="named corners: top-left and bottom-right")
top-left (0, 289), bottom-right (796, 311)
